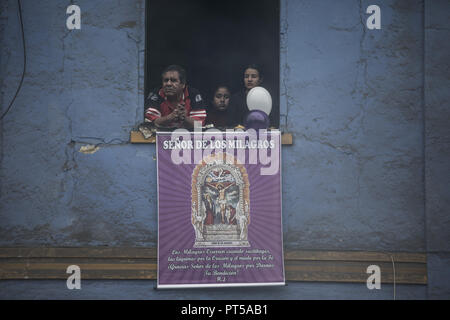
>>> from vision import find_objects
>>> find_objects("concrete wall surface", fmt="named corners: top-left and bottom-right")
top-left (0, 0), bottom-right (449, 299)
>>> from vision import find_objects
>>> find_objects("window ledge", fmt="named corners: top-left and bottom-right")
top-left (130, 131), bottom-right (293, 145)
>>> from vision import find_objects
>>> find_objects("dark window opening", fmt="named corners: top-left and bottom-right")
top-left (145, 0), bottom-right (280, 128)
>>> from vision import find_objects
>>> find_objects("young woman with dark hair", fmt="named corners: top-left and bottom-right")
top-left (229, 64), bottom-right (264, 126)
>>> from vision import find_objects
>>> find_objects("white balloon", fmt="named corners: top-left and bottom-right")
top-left (246, 86), bottom-right (272, 115)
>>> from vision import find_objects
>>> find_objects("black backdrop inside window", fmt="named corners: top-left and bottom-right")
top-left (145, 0), bottom-right (280, 127)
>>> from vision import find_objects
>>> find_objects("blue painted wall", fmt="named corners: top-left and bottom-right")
top-left (0, 0), bottom-right (449, 299)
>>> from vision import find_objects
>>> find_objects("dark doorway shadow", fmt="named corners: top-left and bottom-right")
top-left (145, 0), bottom-right (280, 127)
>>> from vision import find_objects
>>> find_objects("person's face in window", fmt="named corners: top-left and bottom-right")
top-left (162, 71), bottom-right (185, 97)
top-left (244, 68), bottom-right (262, 91)
top-left (213, 87), bottom-right (230, 111)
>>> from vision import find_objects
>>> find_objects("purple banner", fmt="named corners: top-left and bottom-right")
top-left (157, 130), bottom-right (284, 288)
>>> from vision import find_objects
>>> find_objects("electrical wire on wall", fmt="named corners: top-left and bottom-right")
top-left (1, 0), bottom-right (26, 121)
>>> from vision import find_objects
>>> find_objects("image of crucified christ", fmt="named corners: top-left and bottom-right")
top-left (206, 182), bottom-right (235, 224)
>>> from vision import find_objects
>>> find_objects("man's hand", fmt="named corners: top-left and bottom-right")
top-left (153, 102), bottom-right (195, 128)
top-left (176, 103), bottom-right (197, 128)
top-left (154, 110), bottom-right (178, 127)
top-left (175, 103), bottom-right (186, 121)
top-left (166, 110), bottom-right (180, 122)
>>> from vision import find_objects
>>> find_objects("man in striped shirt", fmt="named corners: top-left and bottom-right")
top-left (144, 65), bottom-right (207, 129)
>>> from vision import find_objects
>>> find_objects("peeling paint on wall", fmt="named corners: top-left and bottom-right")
top-left (79, 144), bottom-right (100, 154)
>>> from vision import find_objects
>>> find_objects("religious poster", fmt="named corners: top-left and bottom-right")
top-left (157, 130), bottom-right (284, 288)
